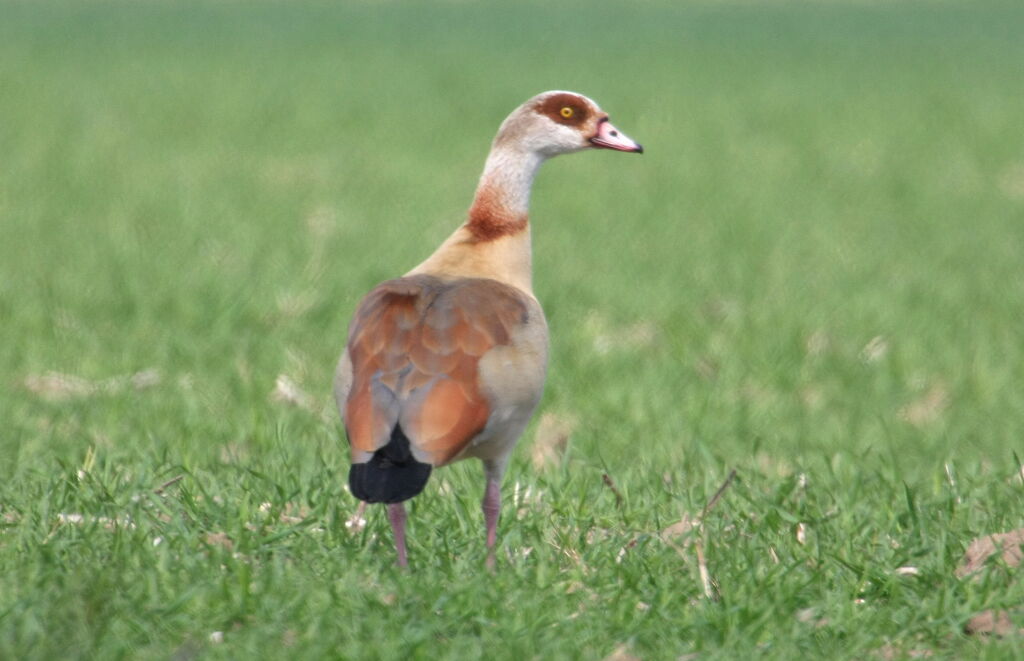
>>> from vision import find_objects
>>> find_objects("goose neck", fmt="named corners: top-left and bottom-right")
top-left (466, 147), bottom-right (545, 241)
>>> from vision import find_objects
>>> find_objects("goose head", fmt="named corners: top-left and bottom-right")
top-left (492, 90), bottom-right (643, 158)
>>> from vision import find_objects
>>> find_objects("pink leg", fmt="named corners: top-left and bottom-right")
top-left (482, 478), bottom-right (501, 569)
top-left (386, 502), bottom-right (408, 567)
top-left (349, 500), bottom-right (367, 529)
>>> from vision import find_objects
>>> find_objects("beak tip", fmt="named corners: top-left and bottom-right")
top-left (634, 144), bottom-right (644, 154)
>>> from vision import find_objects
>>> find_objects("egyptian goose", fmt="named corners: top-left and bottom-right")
top-left (334, 91), bottom-right (642, 567)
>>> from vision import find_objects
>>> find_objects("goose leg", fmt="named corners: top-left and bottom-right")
top-left (386, 502), bottom-right (408, 567)
top-left (482, 477), bottom-right (501, 569)
top-left (349, 500), bottom-right (367, 529)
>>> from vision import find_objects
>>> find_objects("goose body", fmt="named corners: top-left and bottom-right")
top-left (334, 91), bottom-right (642, 566)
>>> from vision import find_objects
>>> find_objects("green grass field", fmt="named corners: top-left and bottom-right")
top-left (2, 1), bottom-right (1024, 658)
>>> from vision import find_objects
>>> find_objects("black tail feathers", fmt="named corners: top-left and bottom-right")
top-left (349, 426), bottom-right (432, 504)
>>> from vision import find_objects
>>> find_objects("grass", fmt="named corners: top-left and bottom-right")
top-left (2, 0), bottom-right (1024, 658)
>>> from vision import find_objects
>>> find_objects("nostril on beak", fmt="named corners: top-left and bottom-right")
top-left (610, 130), bottom-right (618, 137)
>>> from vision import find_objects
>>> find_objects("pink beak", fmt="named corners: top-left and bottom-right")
top-left (590, 118), bottom-right (643, 153)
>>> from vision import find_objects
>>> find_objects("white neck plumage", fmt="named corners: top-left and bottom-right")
top-left (470, 146), bottom-right (546, 225)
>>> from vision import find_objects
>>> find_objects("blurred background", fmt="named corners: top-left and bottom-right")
top-left (2, 0), bottom-right (1021, 472)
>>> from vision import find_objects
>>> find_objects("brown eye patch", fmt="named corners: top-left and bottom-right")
top-left (534, 92), bottom-right (590, 126)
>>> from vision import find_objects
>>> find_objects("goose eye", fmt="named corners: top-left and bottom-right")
top-left (559, 107), bottom-right (574, 119)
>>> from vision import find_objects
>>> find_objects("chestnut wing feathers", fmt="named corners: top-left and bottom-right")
top-left (344, 275), bottom-right (529, 466)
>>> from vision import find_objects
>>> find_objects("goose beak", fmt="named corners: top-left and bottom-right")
top-left (590, 118), bottom-right (643, 153)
